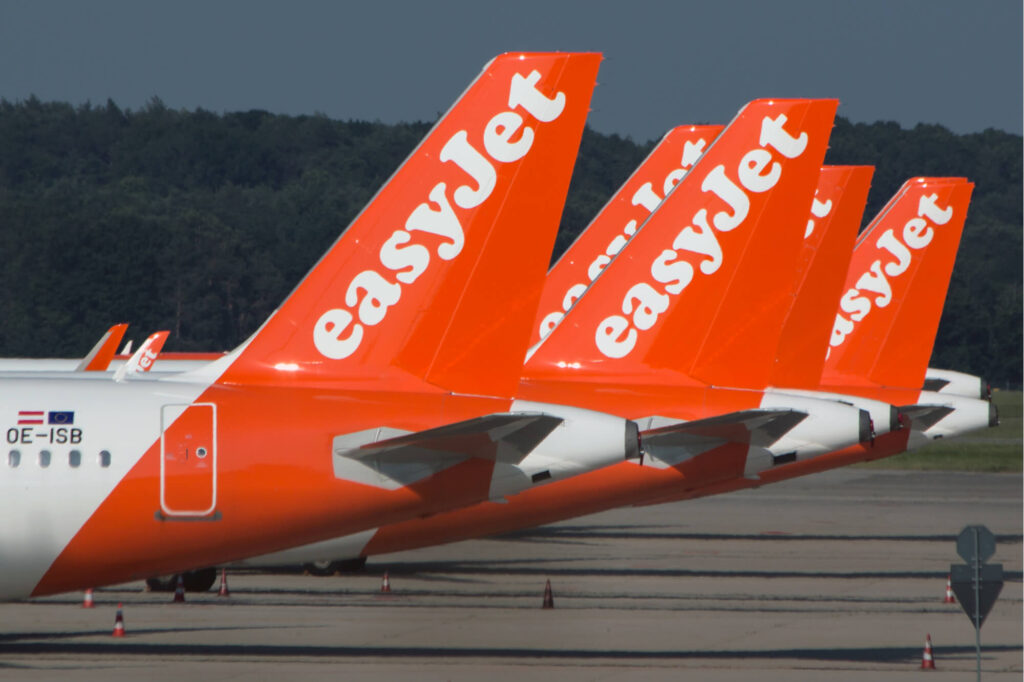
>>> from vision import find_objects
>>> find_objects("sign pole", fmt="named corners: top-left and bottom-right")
top-left (973, 527), bottom-right (981, 681)
top-left (951, 525), bottom-right (1002, 680)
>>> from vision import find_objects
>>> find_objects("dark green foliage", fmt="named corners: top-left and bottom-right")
top-left (555, 128), bottom-right (654, 261)
top-left (0, 101), bottom-right (1019, 386)
top-left (825, 119), bottom-right (1023, 387)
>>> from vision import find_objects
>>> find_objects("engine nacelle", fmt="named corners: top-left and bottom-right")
top-left (768, 387), bottom-right (900, 437)
top-left (923, 368), bottom-right (991, 400)
top-left (762, 392), bottom-right (872, 457)
top-left (487, 400), bottom-right (637, 500)
top-left (744, 392), bottom-right (872, 476)
top-left (906, 391), bottom-right (997, 448)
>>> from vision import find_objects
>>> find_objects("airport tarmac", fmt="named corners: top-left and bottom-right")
top-left (2, 468), bottom-right (1021, 681)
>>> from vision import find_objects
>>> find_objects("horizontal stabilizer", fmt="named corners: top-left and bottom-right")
top-left (335, 413), bottom-right (564, 466)
top-left (898, 404), bottom-right (954, 431)
top-left (921, 378), bottom-right (950, 392)
top-left (640, 409), bottom-right (808, 461)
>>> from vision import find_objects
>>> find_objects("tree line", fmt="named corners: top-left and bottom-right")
top-left (0, 97), bottom-right (1019, 386)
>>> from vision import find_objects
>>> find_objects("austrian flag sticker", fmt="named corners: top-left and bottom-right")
top-left (17, 410), bottom-right (74, 425)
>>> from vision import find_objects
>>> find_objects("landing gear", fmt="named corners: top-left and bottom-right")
top-left (145, 567), bottom-right (218, 592)
top-left (303, 560), bottom-right (338, 577)
top-left (302, 557), bottom-right (368, 576)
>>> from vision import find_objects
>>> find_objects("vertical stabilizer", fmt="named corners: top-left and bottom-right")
top-left (823, 178), bottom-right (973, 389)
top-left (218, 53), bottom-right (601, 398)
top-left (769, 166), bottom-right (874, 388)
top-left (113, 331), bottom-right (170, 381)
top-left (76, 323), bottom-right (129, 372)
top-left (528, 99), bottom-right (837, 390)
top-left (532, 124), bottom-right (724, 346)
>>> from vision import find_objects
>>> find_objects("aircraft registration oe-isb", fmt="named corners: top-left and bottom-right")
top-left (0, 51), bottom-right (666, 601)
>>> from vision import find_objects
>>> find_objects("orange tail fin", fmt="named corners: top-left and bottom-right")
top-left (218, 53), bottom-right (601, 398)
top-left (76, 323), bottom-right (129, 372)
top-left (527, 99), bottom-right (837, 390)
top-left (532, 124), bottom-right (724, 346)
top-left (769, 166), bottom-right (874, 388)
top-left (822, 178), bottom-right (973, 389)
top-left (113, 330), bottom-right (169, 381)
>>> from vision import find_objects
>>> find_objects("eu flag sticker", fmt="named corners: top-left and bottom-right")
top-left (48, 411), bottom-right (74, 425)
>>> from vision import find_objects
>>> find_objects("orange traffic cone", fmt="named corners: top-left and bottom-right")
top-left (172, 574), bottom-right (186, 603)
top-left (82, 588), bottom-right (95, 608)
top-left (943, 574), bottom-right (956, 604)
top-left (920, 633), bottom-right (936, 669)
top-left (542, 579), bottom-right (554, 609)
top-left (218, 568), bottom-right (230, 598)
top-left (111, 603), bottom-right (126, 637)
top-left (380, 571), bottom-right (391, 593)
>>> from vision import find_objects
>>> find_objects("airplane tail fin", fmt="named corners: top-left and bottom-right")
top-left (527, 99), bottom-right (837, 390)
top-left (113, 331), bottom-right (169, 381)
top-left (822, 178), bottom-right (973, 390)
top-left (531, 124), bottom-right (724, 346)
top-left (216, 53), bottom-right (601, 398)
top-left (769, 166), bottom-right (874, 388)
top-left (76, 323), bottom-right (128, 371)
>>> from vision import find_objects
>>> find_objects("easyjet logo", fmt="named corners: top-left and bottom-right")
top-left (138, 348), bottom-right (158, 370)
top-left (538, 136), bottom-right (711, 341)
top-left (594, 113), bottom-right (810, 359)
top-left (829, 191), bottom-right (954, 349)
top-left (313, 70), bottom-right (568, 360)
top-left (804, 193), bottom-right (833, 238)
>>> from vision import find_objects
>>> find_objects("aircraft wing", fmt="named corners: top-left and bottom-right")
top-left (334, 413), bottom-right (564, 467)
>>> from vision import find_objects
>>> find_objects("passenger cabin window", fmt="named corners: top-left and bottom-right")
top-left (8, 450), bottom-right (20, 468)
top-left (99, 450), bottom-right (111, 468)
top-left (69, 450), bottom-right (81, 468)
top-left (39, 450), bottom-right (51, 468)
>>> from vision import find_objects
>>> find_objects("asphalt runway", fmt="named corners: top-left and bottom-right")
top-left (2, 468), bottom-right (1021, 681)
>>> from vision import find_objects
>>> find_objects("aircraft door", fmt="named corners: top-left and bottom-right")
top-left (160, 403), bottom-right (218, 519)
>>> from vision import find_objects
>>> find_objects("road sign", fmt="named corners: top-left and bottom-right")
top-left (957, 525), bottom-right (996, 563)
top-left (952, 524), bottom-right (1001, 681)
top-left (950, 562), bottom-right (1004, 628)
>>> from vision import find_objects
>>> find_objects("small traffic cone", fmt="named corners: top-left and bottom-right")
top-left (943, 574), bottom-right (956, 604)
top-left (380, 571), bottom-right (391, 593)
top-left (111, 603), bottom-right (126, 637)
top-left (217, 568), bottom-right (230, 598)
top-left (172, 574), bottom-right (186, 603)
top-left (82, 588), bottom-right (95, 608)
top-left (542, 579), bottom-right (554, 609)
top-left (920, 633), bottom-right (936, 669)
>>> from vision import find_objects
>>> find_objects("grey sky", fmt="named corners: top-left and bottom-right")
top-left (0, 0), bottom-right (1020, 141)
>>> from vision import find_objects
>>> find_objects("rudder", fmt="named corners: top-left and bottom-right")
top-left (218, 53), bottom-right (601, 399)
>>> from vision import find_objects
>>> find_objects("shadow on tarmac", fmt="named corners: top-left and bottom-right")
top-left (358, 558), bottom-right (1024, 582)
top-left (0, 640), bottom-right (1020, 664)
top-left (499, 525), bottom-right (1024, 544)
top-left (0, 624), bottom-right (283, 643)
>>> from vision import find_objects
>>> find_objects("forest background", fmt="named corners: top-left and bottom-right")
top-left (0, 98), bottom-right (1019, 386)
